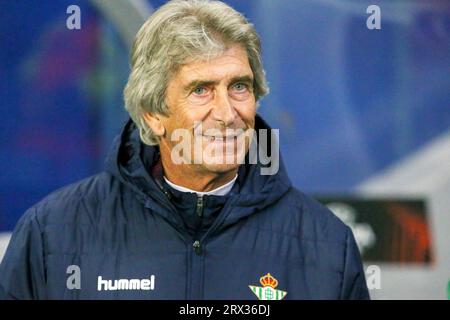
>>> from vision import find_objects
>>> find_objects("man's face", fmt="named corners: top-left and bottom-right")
top-left (158, 44), bottom-right (256, 175)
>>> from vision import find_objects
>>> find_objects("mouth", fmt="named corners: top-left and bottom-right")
top-left (202, 135), bottom-right (239, 142)
top-left (200, 129), bottom-right (248, 143)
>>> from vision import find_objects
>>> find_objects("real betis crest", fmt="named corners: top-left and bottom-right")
top-left (249, 273), bottom-right (287, 300)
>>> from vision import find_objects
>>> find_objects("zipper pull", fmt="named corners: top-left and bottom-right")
top-left (196, 196), bottom-right (204, 217)
top-left (193, 240), bottom-right (202, 255)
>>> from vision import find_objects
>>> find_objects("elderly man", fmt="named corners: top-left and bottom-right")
top-left (0, 0), bottom-right (369, 299)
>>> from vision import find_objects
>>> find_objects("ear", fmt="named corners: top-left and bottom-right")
top-left (142, 112), bottom-right (165, 137)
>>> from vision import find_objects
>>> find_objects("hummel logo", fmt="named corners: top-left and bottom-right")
top-left (66, 265), bottom-right (156, 291)
top-left (97, 275), bottom-right (155, 291)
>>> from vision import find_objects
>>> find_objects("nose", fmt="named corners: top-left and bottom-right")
top-left (211, 88), bottom-right (237, 127)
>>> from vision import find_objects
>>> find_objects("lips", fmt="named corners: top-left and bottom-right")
top-left (202, 135), bottom-right (238, 142)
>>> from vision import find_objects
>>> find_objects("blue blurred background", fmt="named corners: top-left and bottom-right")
top-left (0, 0), bottom-right (449, 299)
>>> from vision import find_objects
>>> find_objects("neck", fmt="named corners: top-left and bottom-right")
top-left (160, 153), bottom-right (238, 193)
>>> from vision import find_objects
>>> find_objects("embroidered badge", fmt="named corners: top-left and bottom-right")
top-left (249, 273), bottom-right (287, 300)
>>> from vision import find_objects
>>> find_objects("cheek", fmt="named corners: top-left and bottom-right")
top-left (166, 106), bottom-right (210, 133)
top-left (180, 100), bottom-right (214, 127)
top-left (235, 99), bottom-right (256, 124)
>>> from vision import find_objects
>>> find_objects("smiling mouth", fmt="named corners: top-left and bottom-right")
top-left (203, 135), bottom-right (236, 142)
top-left (200, 131), bottom-right (246, 142)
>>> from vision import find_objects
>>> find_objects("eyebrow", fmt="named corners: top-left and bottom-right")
top-left (183, 75), bottom-right (254, 93)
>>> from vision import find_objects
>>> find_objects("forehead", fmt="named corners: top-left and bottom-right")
top-left (175, 45), bottom-right (253, 83)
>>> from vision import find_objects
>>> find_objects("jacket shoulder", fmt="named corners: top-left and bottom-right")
top-left (27, 172), bottom-right (119, 226)
top-left (279, 188), bottom-right (369, 299)
top-left (282, 187), bottom-right (350, 244)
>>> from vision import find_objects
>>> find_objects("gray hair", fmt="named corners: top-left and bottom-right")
top-left (123, 0), bottom-right (269, 145)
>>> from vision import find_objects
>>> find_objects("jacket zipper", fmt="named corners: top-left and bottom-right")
top-left (187, 196), bottom-right (205, 299)
top-left (193, 240), bottom-right (202, 255)
top-left (187, 195), bottom-right (239, 299)
top-left (196, 196), bottom-right (203, 217)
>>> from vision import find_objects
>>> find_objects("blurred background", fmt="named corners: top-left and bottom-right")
top-left (0, 0), bottom-right (449, 299)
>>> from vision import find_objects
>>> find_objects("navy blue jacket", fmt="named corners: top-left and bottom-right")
top-left (0, 116), bottom-right (370, 300)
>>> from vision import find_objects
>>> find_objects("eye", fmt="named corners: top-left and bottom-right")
top-left (232, 83), bottom-right (248, 92)
top-left (192, 86), bottom-right (209, 96)
top-left (229, 82), bottom-right (251, 101)
top-left (188, 85), bottom-right (213, 105)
